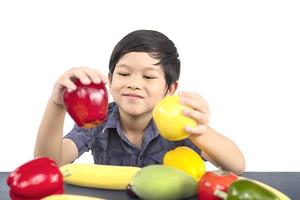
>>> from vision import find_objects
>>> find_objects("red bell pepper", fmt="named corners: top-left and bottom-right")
top-left (198, 169), bottom-right (238, 200)
top-left (7, 157), bottom-right (56, 186)
top-left (9, 188), bottom-right (64, 200)
top-left (7, 157), bottom-right (64, 200)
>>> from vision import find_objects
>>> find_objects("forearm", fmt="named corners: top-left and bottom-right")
top-left (190, 127), bottom-right (245, 175)
top-left (34, 99), bottom-right (66, 164)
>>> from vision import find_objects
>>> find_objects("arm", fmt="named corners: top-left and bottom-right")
top-left (34, 99), bottom-right (78, 166)
top-left (179, 91), bottom-right (245, 175)
top-left (34, 66), bottom-right (108, 166)
top-left (190, 127), bottom-right (245, 175)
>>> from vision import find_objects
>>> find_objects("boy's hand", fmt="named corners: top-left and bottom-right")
top-left (51, 66), bottom-right (108, 106)
top-left (179, 91), bottom-right (210, 137)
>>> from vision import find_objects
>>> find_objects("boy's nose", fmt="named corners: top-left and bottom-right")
top-left (126, 76), bottom-right (142, 90)
top-left (127, 85), bottom-right (141, 90)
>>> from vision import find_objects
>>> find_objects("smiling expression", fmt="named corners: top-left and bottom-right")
top-left (108, 52), bottom-right (177, 117)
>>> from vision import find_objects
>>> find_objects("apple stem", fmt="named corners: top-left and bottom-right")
top-left (214, 189), bottom-right (228, 199)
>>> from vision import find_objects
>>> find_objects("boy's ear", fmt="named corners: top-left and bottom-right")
top-left (166, 81), bottom-right (178, 96)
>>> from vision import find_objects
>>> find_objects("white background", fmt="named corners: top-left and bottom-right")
top-left (0, 0), bottom-right (299, 172)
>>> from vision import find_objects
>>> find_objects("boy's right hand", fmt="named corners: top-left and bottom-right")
top-left (50, 67), bottom-right (108, 106)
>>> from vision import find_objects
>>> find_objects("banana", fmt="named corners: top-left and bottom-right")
top-left (240, 177), bottom-right (291, 200)
top-left (42, 194), bottom-right (106, 200)
top-left (60, 163), bottom-right (141, 190)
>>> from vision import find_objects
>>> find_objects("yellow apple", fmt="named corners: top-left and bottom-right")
top-left (152, 95), bottom-right (197, 141)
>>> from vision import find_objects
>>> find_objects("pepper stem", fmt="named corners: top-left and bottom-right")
top-left (214, 189), bottom-right (228, 199)
top-left (61, 169), bottom-right (71, 177)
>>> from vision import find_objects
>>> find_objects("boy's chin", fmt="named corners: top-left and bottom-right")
top-left (120, 106), bottom-right (152, 117)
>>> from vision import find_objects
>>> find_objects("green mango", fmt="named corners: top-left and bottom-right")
top-left (131, 165), bottom-right (197, 200)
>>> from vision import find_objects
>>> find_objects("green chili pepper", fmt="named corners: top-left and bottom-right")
top-left (214, 179), bottom-right (280, 200)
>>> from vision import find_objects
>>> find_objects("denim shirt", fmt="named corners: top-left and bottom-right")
top-left (64, 102), bottom-right (203, 167)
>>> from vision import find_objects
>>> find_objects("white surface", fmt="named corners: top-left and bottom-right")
top-left (0, 0), bottom-right (299, 171)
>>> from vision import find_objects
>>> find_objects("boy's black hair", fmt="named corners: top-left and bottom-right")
top-left (108, 30), bottom-right (180, 89)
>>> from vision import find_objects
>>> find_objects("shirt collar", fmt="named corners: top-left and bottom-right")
top-left (101, 102), bottom-right (160, 144)
top-left (101, 103), bottom-right (119, 134)
top-left (143, 119), bottom-right (159, 141)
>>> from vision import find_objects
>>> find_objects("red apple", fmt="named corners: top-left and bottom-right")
top-left (63, 79), bottom-right (108, 128)
top-left (198, 170), bottom-right (238, 200)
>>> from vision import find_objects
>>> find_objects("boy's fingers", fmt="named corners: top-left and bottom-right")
top-left (59, 67), bottom-right (108, 92)
top-left (94, 69), bottom-right (108, 84)
top-left (185, 125), bottom-right (207, 135)
top-left (68, 70), bottom-right (91, 85)
top-left (180, 96), bottom-right (210, 114)
top-left (81, 67), bottom-right (107, 84)
top-left (57, 78), bottom-right (77, 92)
top-left (76, 67), bottom-right (108, 84)
top-left (179, 91), bottom-right (203, 100)
top-left (179, 91), bottom-right (209, 108)
top-left (183, 109), bottom-right (209, 124)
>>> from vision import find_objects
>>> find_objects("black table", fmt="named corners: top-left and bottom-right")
top-left (1, 172), bottom-right (299, 199)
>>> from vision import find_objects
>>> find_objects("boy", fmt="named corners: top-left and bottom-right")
top-left (34, 30), bottom-right (245, 175)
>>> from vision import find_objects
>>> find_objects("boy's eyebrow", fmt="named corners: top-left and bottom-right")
top-left (116, 64), bottom-right (161, 71)
top-left (115, 64), bottom-right (130, 68)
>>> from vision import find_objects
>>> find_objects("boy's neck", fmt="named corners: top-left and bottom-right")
top-left (118, 109), bottom-right (152, 135)
top-left (118, 109), bottom-right (152, 149)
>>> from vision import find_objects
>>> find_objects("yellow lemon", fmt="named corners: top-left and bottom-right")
top-left (153, 95), bottom-right (197, 141)
top-left (163, 146), bottom-right (206, 181)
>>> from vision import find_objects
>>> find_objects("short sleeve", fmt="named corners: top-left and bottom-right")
top-left (64, 125), bottom-right (93, 158)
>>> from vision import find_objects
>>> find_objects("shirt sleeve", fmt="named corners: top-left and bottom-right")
top-left (64, 125), bottom-right (93, 158)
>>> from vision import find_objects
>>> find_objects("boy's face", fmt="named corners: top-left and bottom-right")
top-left (108, 52), bottom-right (177, 117)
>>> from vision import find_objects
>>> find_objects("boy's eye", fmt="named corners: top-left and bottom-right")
top-left (143, 76), bottom-right (157, 79)
top-left (118, 73), bottom-right (130, 76)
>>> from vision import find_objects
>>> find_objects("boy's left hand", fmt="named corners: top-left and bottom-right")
top-left (179, 91), bottom-right (210, 136)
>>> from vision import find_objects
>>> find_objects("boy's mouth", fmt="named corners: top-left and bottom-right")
top-left (122, 93), bottom-right (144, 98)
